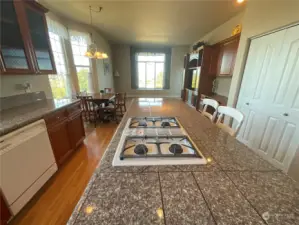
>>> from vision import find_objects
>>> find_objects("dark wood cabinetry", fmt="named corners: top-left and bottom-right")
top-left (44, 102), bottom-right (85, 166)
top-left (182, 46), bottom-right (216, 108)
top-left (0, 193), bottom-right (11, 225)
top-left (181, 35), bottom-right (240, 110)
top-left (47, 119), bottom-right (72, 165)
top-left (67, 112), bottom-right (85, 150)
top-left (0, 0), bottom-right (56, 75)
top-left (215, 34), bottom-right (240, 76)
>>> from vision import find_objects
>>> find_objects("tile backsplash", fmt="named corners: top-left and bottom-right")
top-left (0, 91), bottom-right (46, 111)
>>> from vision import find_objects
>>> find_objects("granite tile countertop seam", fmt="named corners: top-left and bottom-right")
top-left (0, 99), bottom-right (80, 136)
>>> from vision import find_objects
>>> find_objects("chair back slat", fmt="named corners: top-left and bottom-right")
top-left (202, 98), bottom-right (219, 122)
top-left (77, 95), bottom-right (94, 112)
top-left (216, 106), bottom-right (244, 137)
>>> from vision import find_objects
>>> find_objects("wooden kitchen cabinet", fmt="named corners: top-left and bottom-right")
top-left (208, 45), bottom-right (220, 76)
top-left (67, 112), bottom-right (85, 150)
top-left (44, 102), bottom-right (85, 166)
top-left (47, 119), bottom-right (72, 166)
top-left (0, 193), bottom-right (11, 225)
top-left (0, 0), bottom-right (56, 75)
top-left (217, 34), bottom-right (240, 76)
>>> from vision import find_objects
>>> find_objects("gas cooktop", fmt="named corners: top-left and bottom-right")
top-left (119, 135), bottom-right (203, 160)
top-left (112, 117), bottom-right (207, 166)
top-left (129, 117), bottom-right (180, 128)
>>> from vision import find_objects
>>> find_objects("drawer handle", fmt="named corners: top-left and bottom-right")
top-left (283, 113), bottom-right (289, 116)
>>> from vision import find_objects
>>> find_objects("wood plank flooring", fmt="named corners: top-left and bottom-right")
top-left (9, 123), bottom-right (118, 225)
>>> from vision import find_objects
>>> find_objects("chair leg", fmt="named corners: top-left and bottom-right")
top-left (114, 111), bottom-right (119, 124)
top-left (120, 105), bottom-right (123, 115)
top-left (124, 104), bottom-right (126, 112)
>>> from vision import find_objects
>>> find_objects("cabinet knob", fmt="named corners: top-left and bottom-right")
top-left (245, 102), bottom-right (249, 105)
top-left (283, 113), bottom-right (289, 116)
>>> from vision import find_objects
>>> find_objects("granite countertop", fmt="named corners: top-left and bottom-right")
top-left (0, 99), bottom-right (80, 136)
top-left (67, 98), bottom-right (299, 225)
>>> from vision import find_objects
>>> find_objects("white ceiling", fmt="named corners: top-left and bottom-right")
top-left (41, 0), bottom-right (246, 46)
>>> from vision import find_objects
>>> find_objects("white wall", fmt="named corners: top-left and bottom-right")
top-left (192, 12), bottom-right (244, 97)
top-left (227, 0), bottom-right (299, 181)
top-left (194, 12), bottom-right (244, 46)
top-left (0, 11), bottom-right (114, 98)
top-left (112, 45), bottom-right (189, 97)
top-left (0, 75), bottom-right (53, 98)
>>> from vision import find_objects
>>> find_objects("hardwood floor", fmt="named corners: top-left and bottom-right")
top-left (9, 123), bottom-right (118, 225)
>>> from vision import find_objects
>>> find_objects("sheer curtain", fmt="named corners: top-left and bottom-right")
top-left (46, 16), bottom-right (73, 99)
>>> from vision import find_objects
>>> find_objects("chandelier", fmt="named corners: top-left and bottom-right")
top-left (84, 6), bottom-right (108, 59)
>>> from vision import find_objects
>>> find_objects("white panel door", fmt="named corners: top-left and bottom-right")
top-left (237, 25), bottom-right (299, 172)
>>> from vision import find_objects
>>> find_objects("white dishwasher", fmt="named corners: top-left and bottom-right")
top-left (0, 119), bottom-right (58, 215)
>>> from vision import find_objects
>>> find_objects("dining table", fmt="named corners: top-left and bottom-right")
top-left (89, 93), bottom-right (115, 102)
top-left (85, 93), bottom-right (116, 123)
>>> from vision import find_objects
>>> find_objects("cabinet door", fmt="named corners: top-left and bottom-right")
top-left (0, 0), bottom-right (35, 74)
top-left (218, 36), bottom-right (240, 76)
top-left (208, 45), bottom-right (220, 76)
top-left (24, 3), bottom-right (56, 74)
top-left (67, 112), bottom-right (85, 149)
top-left (48, 119), bottom-right (72, 166)
top-left (1, 193), bottom-right (11, 225)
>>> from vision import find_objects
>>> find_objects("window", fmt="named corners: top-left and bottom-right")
top-left (136, 52), bottom-right (165, 89)
top-left (131, 48), bottom-right (171, 90)
top-left (70, 33), bottom-right (91, 92)
top-left (48, 32), bottom-right (69, 99)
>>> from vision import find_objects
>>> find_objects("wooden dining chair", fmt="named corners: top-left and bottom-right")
top-left (101, 93), bottom-right (120, 123)
top-left (77, 95), bottom-right (90, 121)
top-left (77, 96), bottom-right (99, 127)
top-left (201, 98), bottom-right (219, 122)
top-left (117, 92), bottom-right (127, 115)
top-left (216, 106), bottom-right (244, 137)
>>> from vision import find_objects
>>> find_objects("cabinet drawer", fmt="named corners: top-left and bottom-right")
top-left (44, 109), bottom-right (67, 127)
top-left (67, 102), bottom-right (81, 116)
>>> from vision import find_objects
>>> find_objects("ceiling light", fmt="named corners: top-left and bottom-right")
top-left (237, 0), bottom-right (245, 3)
top-left (85, 6), bottom-right (108, 59)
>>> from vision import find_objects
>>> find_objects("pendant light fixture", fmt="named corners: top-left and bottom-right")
top-left (84, 6), bottom-right (108, 59)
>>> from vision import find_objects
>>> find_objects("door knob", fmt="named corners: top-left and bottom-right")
top-left (283, 113), bottom-right (289, 116)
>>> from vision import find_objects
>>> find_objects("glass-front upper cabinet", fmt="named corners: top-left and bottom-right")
top-left (0, 0), bottom-right (56, 75)
top-left (25, 3), bottom-right (56, 74)
top-left (0, 0), bottom-right (35, 74)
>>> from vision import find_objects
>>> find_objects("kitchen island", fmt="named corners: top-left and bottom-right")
top-left (67, 98), bottom-right (299, 225)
